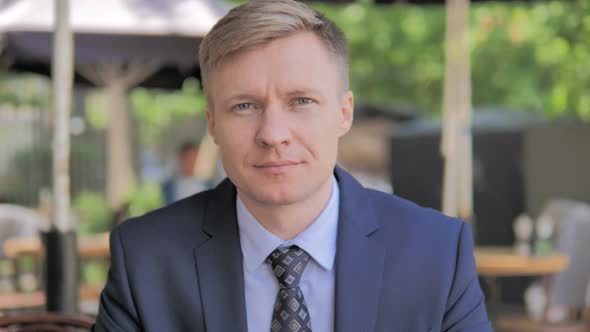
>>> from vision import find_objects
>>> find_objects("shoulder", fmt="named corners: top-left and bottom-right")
top-left (368, 189), bottom-right (464, 230)
top-left (335, 166), bottom-right (467, 249)
top-left (364, 189), bottom-right (468, 252)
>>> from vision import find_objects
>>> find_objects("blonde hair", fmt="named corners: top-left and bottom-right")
top-left (198, 0), bottom-right (349, 92)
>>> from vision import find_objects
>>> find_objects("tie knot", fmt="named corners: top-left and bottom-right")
top-left (267, 245), bottom-right (311, 288)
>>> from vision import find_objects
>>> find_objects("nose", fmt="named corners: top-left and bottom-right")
top-left (255, 106), bottom-right (291, 148)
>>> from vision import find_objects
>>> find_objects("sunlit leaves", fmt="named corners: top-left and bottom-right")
top-left (312, 0), bottom-right (590, 120)
top-left (129, 78), bottom-right (206, 146)
top-left (85, 91), bottom-right (109, 130)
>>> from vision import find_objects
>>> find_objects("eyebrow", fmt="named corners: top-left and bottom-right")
top-left (285, 89), bottom-right (323, 98)
top-left (223, 94), bottom-right (259, 105)
top-left (222, 89), bottom-right (324, 105)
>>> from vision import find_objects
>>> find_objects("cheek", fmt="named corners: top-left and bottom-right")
top-left (292, 112), bottom-right (340, 157)
top-left (215, 120), bottom-right (254, 156)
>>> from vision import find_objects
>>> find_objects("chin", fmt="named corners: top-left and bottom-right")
top-left (244, 180), bottom-right (314, 206)
top-left (252, 189), bottom-right (300, 206)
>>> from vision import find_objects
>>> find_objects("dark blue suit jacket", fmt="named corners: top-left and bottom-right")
top-left (93, 167), bottom-right (492, 331)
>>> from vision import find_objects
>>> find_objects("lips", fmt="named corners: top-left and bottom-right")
top-left (254, 160), bottom-right (301, 175)
top-left (256, 161), bottom-right (300, 168)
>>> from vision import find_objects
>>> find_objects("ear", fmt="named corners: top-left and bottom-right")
top-left (338, 90), bottom-right (354, 137)
top-left (206, 105), bottom-right (218, 144)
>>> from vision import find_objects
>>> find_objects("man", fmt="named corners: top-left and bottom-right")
top-left (93, 0), bottom-right (492, 331)
top-left (161, 142), bottom-right (210, 205)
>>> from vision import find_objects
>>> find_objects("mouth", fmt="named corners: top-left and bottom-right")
top-left (254, 161), bottom-right (301, 175)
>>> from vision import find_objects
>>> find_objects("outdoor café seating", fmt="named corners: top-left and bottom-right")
top-left (0, 204), bottom-right (46, 293)
top-left (0, 204), bottom-right (107, 315)
top-left (489, 199), bottom-right (590, 331)
top-left (546, 199), bottom-right (590, 322)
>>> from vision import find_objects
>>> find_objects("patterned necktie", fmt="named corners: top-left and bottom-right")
top-left (267, 245), bottom-right (313, 332)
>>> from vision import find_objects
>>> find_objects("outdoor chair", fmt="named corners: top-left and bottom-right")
top-left (0, 312), bottom-right (93, 331)
top-left (543, 199), bottom-right (590, 322)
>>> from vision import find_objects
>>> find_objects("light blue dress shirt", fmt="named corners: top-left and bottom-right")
top-left (236, 176), bottom-right (339, 332)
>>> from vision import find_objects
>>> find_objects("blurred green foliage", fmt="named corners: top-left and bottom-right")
top-left (312, 0), bottom-right (590, 120)
top-left (84, 91), bottom-right (109, 130)
top-left (3, 1), bottom-right (590, 120)
top-left (74, 191), bottom-right (111, 235)
top-left (2, 141), bottom-right (104, 205)
top-left (130, 78), bottom-right (206, 146)
top-left (83, 78), bottom-right (206, 147)
top-left (72, 184), bottom-right (163, 236)
top-left (82, 261), bottom-right (108, 285)
top-left (0, 73), bottom-right (50, 109)
top-left (125, 182), bottom-right (163, 218)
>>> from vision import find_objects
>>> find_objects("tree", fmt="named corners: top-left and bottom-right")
top-left (314, 0), bottom-right (590, 120)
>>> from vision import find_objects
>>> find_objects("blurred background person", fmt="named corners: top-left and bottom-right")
top-left (161, 141), bottom-right (210, 205)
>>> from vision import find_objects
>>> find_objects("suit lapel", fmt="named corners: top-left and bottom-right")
top-left (334, 167), bottom-right (386, 332)
top-left (194, 180), bottom-right (248, 332)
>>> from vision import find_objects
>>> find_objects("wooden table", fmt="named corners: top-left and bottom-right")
top-left (474, 246), bottom-right (570, 328)
top-left (3, 233), bottom-right (110, 260)
top-left (475, 247), bottom-right (569, 277)
top-left (0, 284), bottom-right (104, 311)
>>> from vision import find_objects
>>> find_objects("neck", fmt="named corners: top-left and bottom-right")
top-left (238, 177), bottom-right (334, 241)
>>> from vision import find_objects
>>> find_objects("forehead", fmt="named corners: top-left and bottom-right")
top-left (208, 32), bottom-right (341, 100)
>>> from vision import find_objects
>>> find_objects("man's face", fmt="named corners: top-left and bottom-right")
top-left (206, 32), bottom-right (353, 207)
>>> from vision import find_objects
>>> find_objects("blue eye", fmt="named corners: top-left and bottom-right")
top-left (233, 103), bottom-right (253, 111)
top-left (296, 98), bottom-right (313, 105)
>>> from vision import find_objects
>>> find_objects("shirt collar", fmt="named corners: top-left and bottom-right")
top-left (236, 175), bottom-right (340, 273)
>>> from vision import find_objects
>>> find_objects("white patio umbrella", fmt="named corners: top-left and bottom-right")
top-left (0, 0), bottom-right (230, 214)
